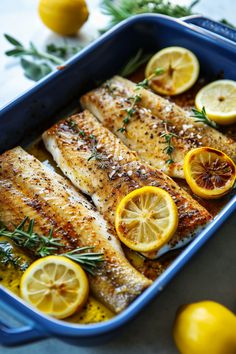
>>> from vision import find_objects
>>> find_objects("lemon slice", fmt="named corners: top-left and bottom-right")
top-left (20, 256), bottom-right (89, 319)
top-left (195, 80), bottom-right (236, 125)
top-left (184, 147), bottom-right (236, 199)
top-left (115, 186), bottom-right (178, 252)
top-left (145, 46), bottom-right (199, 95)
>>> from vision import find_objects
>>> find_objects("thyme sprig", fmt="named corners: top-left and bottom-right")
top-left (118, 67), bottom-right (164, 132)
top-left (87, 135), bottom-right (109, 168)
top-left (67, 119), bottom-right (108, 168)
top-left (0, 218), bottom-right (104, 274)
top-left (0, 241), bottom-right (29, 271)
top-left (160, 123), bottom-right (178, 164)
top-left (191, 107), bottom-right (219, 129)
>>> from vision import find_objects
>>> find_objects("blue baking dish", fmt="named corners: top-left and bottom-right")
top-left (0, 14), bottom-right (236, 347)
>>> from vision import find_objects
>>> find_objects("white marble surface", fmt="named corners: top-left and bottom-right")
top-left (0, 1), bottom-right (235, 353)
top-left (0, 0), bottom-right (235, 108)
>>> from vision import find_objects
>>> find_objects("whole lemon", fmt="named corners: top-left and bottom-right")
top-left (38, 0), bottom-right (89, 36)
top-left (173, 301), bottom-right (236, 354)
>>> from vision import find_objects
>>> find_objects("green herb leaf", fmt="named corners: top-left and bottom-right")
top-left (21, 58), bottom-right (52, 81)
top-left (0, 218), bottom-right (104, 275)
top-left (4, 33), bottom-right (23, 47)
top-left (5, 48), bottom-right (26, 57)
top-left (46, 42), bottom-right (82, 59)
top-left (220, 19), bottom-right (235, 29)
top-left (101, 0), bottom-right (200, 32)
top-left (0, 217), bottom-right (62, 257)
top-left (47, 43), bottom-right (67, 59)
top-left (119, 49), bottom-right (152, 77)
top-left (62, 247), bottom-right (104, 275)
top-left (160, 124), bottom-right (178, 164)
top-left (0, 241), bottom-right (29, 271)
top-left (191, 107), bottom-right (219, 129)
top-left (117, 65), bottom-right (164, 132)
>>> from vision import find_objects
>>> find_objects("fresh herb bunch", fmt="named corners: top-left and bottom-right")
top-left (4, 34), bottom-right (82, 81)
top-left (0, 218), bottom-right (104, 275)
top-left (0, 241), bottom-right (29, 271)
top-left (160, 124), bottom-right (178, 164)
top-left (101, 0), bottom-right (235, 32)
top-left (191, 106), bottom-right (219, 129)
top-left (118, 67), bottom-right (164, 132)
top-left (101, 0), bottom-right (200, 31)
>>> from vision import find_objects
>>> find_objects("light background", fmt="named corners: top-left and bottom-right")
top-left (0, 1), bottom-right (235, 353)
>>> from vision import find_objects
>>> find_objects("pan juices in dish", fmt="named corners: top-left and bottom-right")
top-left (80, 76), bottom-right (236, 179)
top-left (42, 110), bottom-right (211, 259)
top-left (0, 147), bottom-right (151, 314)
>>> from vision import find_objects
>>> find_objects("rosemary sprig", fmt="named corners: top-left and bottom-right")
top-left (119, 49), bottom-right (152, 77)
top-left (62, 247), bottom-right (104, 275)
top-left (0, 218), bottom-right (62, 257)
top-left (101, 0), bottom-right (200, 31)
top-left (0, 241), bottom-right (29, 271)
top-left (0, 218), bottom-right (104, 274)
top-left (118, 67), bottom-right (164, 132)
top-left (191, 107), bottom-right (219, 129)
top-left (160, 123), bottom-right (178, 164)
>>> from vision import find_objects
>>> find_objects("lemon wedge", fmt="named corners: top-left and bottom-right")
top-left (195, 80), bottom-right (236, 125)
top-left (115, 186), bottom-right (178, 252)
top-left (184, 147), bottom-right (236, 199)
top-left (145, 46), bottom-right (199, 95)
top-left (20, 256), bottom-right (89, 319)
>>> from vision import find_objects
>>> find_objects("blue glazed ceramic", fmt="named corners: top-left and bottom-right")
top-left (0, 14), bottom-right (235, 347)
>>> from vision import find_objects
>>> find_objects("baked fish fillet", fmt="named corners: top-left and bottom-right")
top-left (81, 75), bottom-right (236, 179)
top-left (0, 147), bottom-right (151, 313)
top-left (43, 110), bottom-right (211, 259)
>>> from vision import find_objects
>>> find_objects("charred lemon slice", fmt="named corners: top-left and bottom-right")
top-left (195, 80), bottom-right (236, 125)
top-left (115, 186), bottom-right (178, 252)
top-left (184, 147), bottom-right (236, 199)
top-left (20, 256), bottom-right (89, 319)
top-left (145, 46), bottom-right (199, 95)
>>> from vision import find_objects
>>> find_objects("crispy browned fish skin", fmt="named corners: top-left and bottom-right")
top-left (80, 76), bottom-right (236, 179)
top-left (0, 147), bottom-right (151, 313)
top-left (43, 111), bottom-right (211, 258)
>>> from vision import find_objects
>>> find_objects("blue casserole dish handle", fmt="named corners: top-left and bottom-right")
top-left (0, 294), bottom-right (46, 346)
top-left (183, 15), bottom-right (236, 43)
